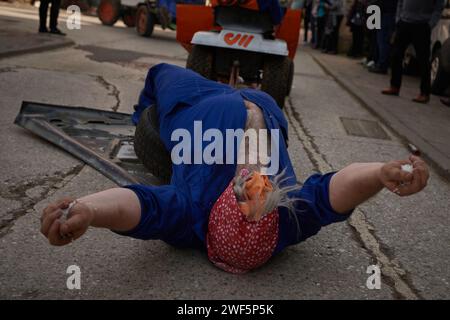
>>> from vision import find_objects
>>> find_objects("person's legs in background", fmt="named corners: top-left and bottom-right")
top-left (321, 16), bottom-right (332, 53)
top-left (348, 25), bottom-right (357, 56)
top-left (329, 15), bottom-right (343, 54)
top-left (348, 24), bottom-right (364, 57)
top-left (321, 33), bottom-right (331, 52)
top-left (370, 13), bottom-right (396, 74)
top-left (315, 16), bottom-right (326, 49)
top-left (311, 15), bottom-right (317, 45)
top-left (366, 29), bottom-right (379, 68)
top-left (49, 0), bottom-right (65, 35)
top-left (382, 21), bottom-right (412, 96)
top-left (49, 0), bottom-right (60, 30)
top-left (39, 0), bottom-right (50, 32)
top-left (411, 23), bottom-right (431, 103)
top-left (304, 5), bottom-right (312, 43)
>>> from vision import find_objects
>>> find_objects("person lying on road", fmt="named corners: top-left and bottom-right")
top-left (40, 64), bottom-right (429, 274)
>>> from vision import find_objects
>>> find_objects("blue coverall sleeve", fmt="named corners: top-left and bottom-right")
top-left (115, 184), bottom-right (196, 247)
top-left (133, 63), bottom-right (186, 124)
top-left (276, 172), bottom-right (353, 250)
top-left (133, 63), bottom-right (230, 125)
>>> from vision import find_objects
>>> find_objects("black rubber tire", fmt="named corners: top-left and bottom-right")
top-left (134, 107), bottom-right (172, 184)
top-left (431, 49), bottom-right (449, 95)
top-left (97, 0), bottom-right (121, 26)
top-left (122, 8), bottom-right (136, 27)
top-left (136, 5), bottom-right (155, 37)
top-left (186, 45), bottom-right (214, 79)
top-left (261, 55), bottom-right (291, 108)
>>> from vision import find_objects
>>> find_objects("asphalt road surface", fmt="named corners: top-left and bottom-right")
top-left (0, 3), bottom-right (449, 299)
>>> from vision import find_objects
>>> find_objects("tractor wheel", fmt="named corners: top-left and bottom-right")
top-left (97, 0), bottom-right (121, 26)
top-left (134, 106), bottom-right (172, 184)
top-left (122, 8), bottom-right (136, 28)
top-left (136, 5), bottom-right (155, 37)
top-left (61, 0), bottom-right (90, 11)
top-left (261, 55), bottom-right (291, 109)
top-left (186, 45), bottom-right (214, 79)
top-left (431, 48), bottom-right (449, 95)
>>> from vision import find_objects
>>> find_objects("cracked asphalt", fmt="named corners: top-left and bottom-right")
top-left (0, 3), bottom-right (449, 300)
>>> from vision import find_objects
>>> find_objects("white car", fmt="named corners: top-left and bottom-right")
top-left (404, 0), bottom-right (450, 95)
top-left (430, 0), bottom-right (450, 94)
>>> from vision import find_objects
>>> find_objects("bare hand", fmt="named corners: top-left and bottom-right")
top-left (379, 155), bottom-right (429, 196)
top-left (40, 198), bottom-right (94, 246)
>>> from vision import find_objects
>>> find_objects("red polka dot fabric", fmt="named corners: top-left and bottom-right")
top-left (207, 181), bottom-right (279, 274)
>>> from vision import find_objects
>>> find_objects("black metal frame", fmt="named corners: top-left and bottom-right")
top-left (14, 101), bottom-right (161, 186)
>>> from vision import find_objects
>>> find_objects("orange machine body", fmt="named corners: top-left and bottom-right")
top-left (176, 4), bottom-right (301, 59)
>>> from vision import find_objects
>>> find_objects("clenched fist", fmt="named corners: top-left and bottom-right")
top-left (40, 198), bottom-right (94, 246)
top-left (379, 155), bottom-right (429, 196)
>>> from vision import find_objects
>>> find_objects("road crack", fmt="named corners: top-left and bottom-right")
top-left (0, 66), bottom-right (20, 74)
top-left (0, 164), bottom-right (84, 238)
top-left (93, 75), bottom-right (121, 112)
top-left (284, 97), bottom-right (420, 299)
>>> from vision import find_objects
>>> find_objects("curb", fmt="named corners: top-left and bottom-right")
top-left (311, 53), bottom-right (450, 182)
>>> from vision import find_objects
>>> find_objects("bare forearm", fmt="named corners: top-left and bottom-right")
top-left (329, 163), bottom-right (384, 214)
top-left (77, 188), bottom-right (141, 232)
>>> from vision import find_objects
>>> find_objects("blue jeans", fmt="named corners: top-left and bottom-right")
top-left (376, 13), bottom-right (396, 70)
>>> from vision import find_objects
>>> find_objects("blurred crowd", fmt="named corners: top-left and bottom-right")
top-left (290, 0), bottom-right (449, 105)
top-left (288, 0), bottom-right (344, 54)
top-left (289, 0), bottom-right (398, 72)
top-left (347, 0), bottom-right (398, 76)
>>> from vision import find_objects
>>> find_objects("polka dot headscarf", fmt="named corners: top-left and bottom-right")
top-left (206, 179), bottom-right (279, 274)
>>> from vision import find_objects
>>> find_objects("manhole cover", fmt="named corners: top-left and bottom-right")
top-left (340, 117), bottom-right (390, 140)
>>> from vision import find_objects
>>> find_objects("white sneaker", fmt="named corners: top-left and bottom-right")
top-left (366, 60), bottom-right (375, 68)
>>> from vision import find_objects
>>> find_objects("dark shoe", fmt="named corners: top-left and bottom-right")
top-left (412, 94), bottom-right (430, 104)
top-left (366, 60), bottom-right (375, 68)
top-left (49, 28), bottom-right (66, 36)
top-left (369, 66), bottom-right (388, 74)
top-left (381, 87), bottom-right (400, 96)
top-left (441, 98), bottom-right (450, 107)
top-left (38, 27), bottom-right (48, 33)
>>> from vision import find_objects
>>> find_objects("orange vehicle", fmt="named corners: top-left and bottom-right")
top-left (176, 1), bottom-right (301, 108)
